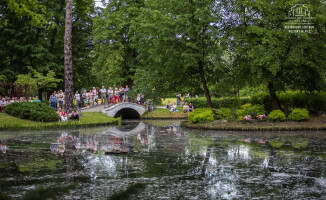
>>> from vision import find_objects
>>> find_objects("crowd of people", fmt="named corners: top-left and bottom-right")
top-left (79, 85), bottom-right (130, 109)
top-left (165, 92), bottom-right (194, 113)
top-left (48, 85), bottom-right (131, 122)
top-left (0, 96), bottom-right (40, 112)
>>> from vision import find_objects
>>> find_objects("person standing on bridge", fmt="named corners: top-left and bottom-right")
top-left (114, 88), bottom-right (120, 104)
top-left (100, 86), bottom-right (107, 105)
top-left (119, 86), bottom-right (124, 103)
top-left (123, 85), bottom-right (129, 102)
top-left (108, 87), bottom-right (114, 105)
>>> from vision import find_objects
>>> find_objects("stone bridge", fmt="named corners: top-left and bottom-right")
top-left (102, 102), bottom-right (146, 119)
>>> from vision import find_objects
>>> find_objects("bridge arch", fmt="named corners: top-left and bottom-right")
top-left (102, 102), bottom-right (146, 119)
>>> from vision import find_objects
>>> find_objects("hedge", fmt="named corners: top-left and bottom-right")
top-left (184, 97), bottom-right (250, 109)
top-left (5, 102), bottom-right (59, 122)
top-left (251, 91), bottom-right (326, 113)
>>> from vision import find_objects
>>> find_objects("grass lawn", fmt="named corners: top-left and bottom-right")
top-left (0, 112), bottom-right (120, 130)
top-left (141, 107), bottom-right (189, 119)
top-left (159, 98), bottom-right (177, 106)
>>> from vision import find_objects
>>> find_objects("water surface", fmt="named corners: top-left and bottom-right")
top-left (1, 121), bottom-right (326, 199)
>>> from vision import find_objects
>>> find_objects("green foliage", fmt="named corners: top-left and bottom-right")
top-left (214, 108), bottom-right (232, 120)
top-left (4, 0), bottom-right (48, 28)
top-left (29, 66), bottom-right (61, 92)
top-left (129, 0), bottom-right (222, 103)
top-left (288, 108), bottom-right (309, 121)
top-left (188, 108), bottom-right (214, 123)
top-left (251, 91), bottom-right (326, 113)
top-left (92, 0), bottom-right (143, 88)
top-left (268, 110), bottom-right (286, 122)
top-left (1, 0), bottom-right (95, 89)
top-left (5, 102), bottom-right (59, 122)
top-left (15, 67), bottom-right (62, 97)
top-left (15, 73), bottom-right (38, 97)
top-left (223, 0), bottom-right (326, 109)
top-left (184, 97), bottom-right (250, 109)
top-left (236, 104), bottom-right (265, 119)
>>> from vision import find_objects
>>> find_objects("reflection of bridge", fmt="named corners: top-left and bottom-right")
top-left (102, 102), bottom-right (146, 119)
top-left (101, 122), bottom-right (146, 137)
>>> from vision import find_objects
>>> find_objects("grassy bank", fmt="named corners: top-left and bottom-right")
top-left (181, 116), bottom-right (326, 131)
top-left (141, 108), bottom-right (188, 119)
top-left (0, 112), bottom-right (120, 131)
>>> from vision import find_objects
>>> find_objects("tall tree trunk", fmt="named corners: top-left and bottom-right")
top-left (199, 60), bottom-right (212, 108)
top-left (267, 82), bottom-right (281, 110)
top-left (64, 0), bottom-right (73, 113)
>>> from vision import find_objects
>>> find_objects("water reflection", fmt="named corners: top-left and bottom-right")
top-left (0, 123), bottom-right (326, 199)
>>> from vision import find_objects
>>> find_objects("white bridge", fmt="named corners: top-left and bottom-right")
top-left (102, 102), bottom-right (146, 119)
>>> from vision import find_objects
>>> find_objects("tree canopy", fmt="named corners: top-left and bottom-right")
top-left (1, 0), bottom-right (326, 110)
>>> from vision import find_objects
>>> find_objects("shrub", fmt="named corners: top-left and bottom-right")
top-left (5, 102), bottom-right (59, 122)
top-left (288, 108), bottom-right (309, 121)
top-left (214, 108), bottom-right (232, 120)
top-left (188, 108), bottom-right (214, 123)
top-left (236, 104), bottom-right (266, 120)
top-left (184, 97), bottom-right (250, 109)
top-left (268, 110), bottom-right (286, 122)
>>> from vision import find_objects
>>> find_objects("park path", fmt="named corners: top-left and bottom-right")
top-left (81, 104), bottom-right (107, 112)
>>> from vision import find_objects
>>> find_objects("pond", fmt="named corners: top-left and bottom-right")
top-left (0, 121), bottom-right (326, 199)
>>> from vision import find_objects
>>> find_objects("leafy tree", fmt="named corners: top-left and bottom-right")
top-left (133, 0), bottom-right (222, 107)
top-left (0, 0), bottom-right (96, 91)
top-left (15, 73), bottom-right (38, 97)
top-left (92, 0), bottom-right (144, 89)
top-left (222, 0), bottom-right (326, 110)
top-left (28, 67), bottom-right (61, 98)
top-left (1, 0), bottom-right (48, 28)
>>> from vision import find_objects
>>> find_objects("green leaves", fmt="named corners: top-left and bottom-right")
top-left (15, 66), bottom-right (62, 95)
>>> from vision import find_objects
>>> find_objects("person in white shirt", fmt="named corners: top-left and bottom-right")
top-left (99, 86), bottom-right (107, 105)
top-left (170, 103), bottom-right (178, 112)
top-left (92, 87), bottom-right (98, 106)
top-left (57, 90), bottom-right (64, 108)
top-left (183, 102), bottom-right (189, 113)
top-left (82, 90), bottom-right (88, 109)
top-left (108, 87), bottom-right (114, 105)
top-left (0, 98), bottom-right (7, 112)
top-left (75, 91), bottom-right (80, 108)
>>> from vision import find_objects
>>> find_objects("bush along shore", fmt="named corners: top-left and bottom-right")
top-left (181, 104), bottom-right (326, 131)
top-left (0, 112), bottom-right (120, 131)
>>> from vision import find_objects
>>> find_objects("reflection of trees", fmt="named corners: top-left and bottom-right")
top-left (65, 137), bottom-right (75, 183)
